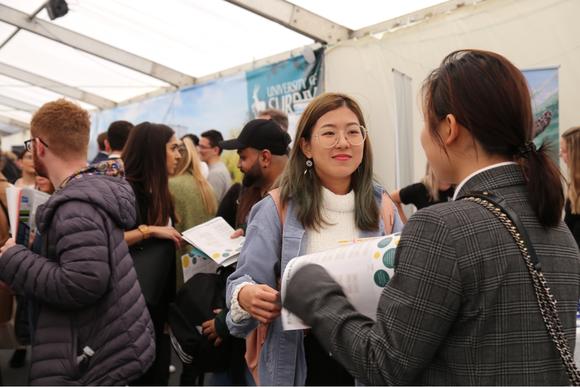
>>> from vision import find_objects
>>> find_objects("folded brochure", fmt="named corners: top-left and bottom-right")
top-left (181, 217), bottom-right (244, 267)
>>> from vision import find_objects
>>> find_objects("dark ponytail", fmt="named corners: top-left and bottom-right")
top-left (423, 49), bottom-right (563, 227)
top-left (519, 144), bottom-right (564, 227)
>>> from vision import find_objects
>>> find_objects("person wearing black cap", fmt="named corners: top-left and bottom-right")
top-left (215, 119), bottom-right (291, 232)
top-left (201, 120), bottom-right (290, 384)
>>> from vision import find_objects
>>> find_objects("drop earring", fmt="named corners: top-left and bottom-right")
top-left (304, 158), bottom-right (313, 175)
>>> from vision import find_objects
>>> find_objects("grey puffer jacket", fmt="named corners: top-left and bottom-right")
top-left (0, 169), bottom-right (155, 385)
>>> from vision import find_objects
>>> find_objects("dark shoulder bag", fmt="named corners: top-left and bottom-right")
top-left (128, 186), bottom-right (175, 306)
top-left (461, 191), bottom-right (580, 385)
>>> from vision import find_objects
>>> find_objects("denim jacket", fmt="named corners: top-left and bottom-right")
top-left (226, 185), bottom-right (404, 386)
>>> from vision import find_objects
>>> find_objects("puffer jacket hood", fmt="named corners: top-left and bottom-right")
top-left (37, 160), bottom-right (135, 232)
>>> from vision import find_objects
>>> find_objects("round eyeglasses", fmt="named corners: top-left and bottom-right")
top-left (314, 125), bottom-right (367, 149)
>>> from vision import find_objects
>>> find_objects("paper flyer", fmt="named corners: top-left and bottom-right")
top-left (180, 246), bottom-right (219, 283)
top-left (281, 234), bottom-right (400, 330)
top-left (6, 186), bottom-right (50, 247)
top-left (181, 217), bottom-right (245, 266)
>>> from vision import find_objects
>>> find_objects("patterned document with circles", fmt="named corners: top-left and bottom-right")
top-left (281, 234), bottom-right (400, 330)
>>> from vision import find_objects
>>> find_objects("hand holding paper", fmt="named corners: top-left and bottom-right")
top-left (281, 234), bottom-right (400, 330)
top-left (181, 217), bottom-right (245, 267)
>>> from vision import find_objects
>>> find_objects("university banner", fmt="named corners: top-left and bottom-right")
top-left (522, 67), bottom-right (559, 164)
top-left (89, 49), bottom-right (324, 160)
top-left (246, 48), bottom-right (324, 141)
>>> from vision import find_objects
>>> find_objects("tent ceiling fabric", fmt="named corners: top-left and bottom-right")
top-left (0, 0), bottom-right (451, 134)
top-left (224, 0), bottom-right (351, 44)
top-left (287, 0), bottom-right (448, 30)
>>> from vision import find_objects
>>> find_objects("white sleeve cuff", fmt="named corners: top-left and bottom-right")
top-left (230, 281), bottom-right (253, 323)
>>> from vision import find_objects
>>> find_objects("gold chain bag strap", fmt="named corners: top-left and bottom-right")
top-left (460, 191), bottom-right (580, 385)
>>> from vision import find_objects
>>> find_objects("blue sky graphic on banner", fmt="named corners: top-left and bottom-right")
top-left (523, 67), bottom-right (559, 164)
top-left (89, 50), bottom-right (323, 159)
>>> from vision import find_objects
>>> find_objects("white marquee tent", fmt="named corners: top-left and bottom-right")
top-left (0, 0), bottom-right (578, 191)
top-left (0, 0), bottom-right (447, 132)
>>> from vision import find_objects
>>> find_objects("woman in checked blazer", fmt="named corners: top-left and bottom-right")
top-left (284, 50), bottom-right (580, 385)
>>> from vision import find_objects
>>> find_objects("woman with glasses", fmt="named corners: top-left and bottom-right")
top-left (225, 92), bottom-right (403, 386)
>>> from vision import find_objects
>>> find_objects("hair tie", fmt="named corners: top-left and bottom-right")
top-left (517, 141), bottom-right (537, 158)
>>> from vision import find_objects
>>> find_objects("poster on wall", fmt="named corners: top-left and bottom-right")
top-left (89, 48), bottom-right (324, 160)
top-left (522, 67), bottom-right (559, 164)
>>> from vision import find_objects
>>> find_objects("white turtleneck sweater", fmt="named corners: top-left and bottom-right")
top-left (231, 187), bottom-right (360, 323)
top-left (304, 187), bottom-right (359, 254)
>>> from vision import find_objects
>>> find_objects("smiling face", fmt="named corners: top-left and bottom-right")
top-left (300, 106), bottom-right (364, 191)
top-left (166, 135), bottom-right (182, 176)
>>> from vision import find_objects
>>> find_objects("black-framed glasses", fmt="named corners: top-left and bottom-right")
top-left (24, 137), bottom-right (49, 152)
top-left (314, 125), bottom-right (367, 149)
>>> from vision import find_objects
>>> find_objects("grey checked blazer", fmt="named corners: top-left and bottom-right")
top-left (285, 164), bottom-right (580, 385)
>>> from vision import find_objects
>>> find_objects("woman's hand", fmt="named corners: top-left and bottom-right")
top-left (238, 284), bottom-right (281, 324)
top-left (150, 226), bottom-right (182, 245)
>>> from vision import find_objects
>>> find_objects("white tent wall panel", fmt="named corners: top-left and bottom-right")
top-left (324, 0), bottom-right (580, 191)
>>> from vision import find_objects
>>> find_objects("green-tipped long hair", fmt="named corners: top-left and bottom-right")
top-left (278, 92), bottom-right (379, 231)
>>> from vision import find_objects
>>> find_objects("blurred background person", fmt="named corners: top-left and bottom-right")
top-left (182, 133), bottom-right (209, 178)
top-left (123, 122), bottom-right (182, 386)
top-left (199, 129), bottom-right (232, 202)
top-left (170, 135), bottom-right (217, 289)
top-left (561, 126), bottom-right (580, 246)
top-left (390, 164), bottom-right (454, 223)
top-left (1, 149), bottom-right (21, 184)
top-left (90, 132), bottom-right (109, 164)
top-left (106, 120), bottom-right (133, 160)
top-left (14, 150), bottom-right (35, 188)
top-left (169, 134), bottom-right (217, 386)
top-left (257, 109), bottom-right (289, 132)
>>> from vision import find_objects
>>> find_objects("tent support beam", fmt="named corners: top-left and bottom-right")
top-left (0, 62), bottom-right (117, 109)
top-left (0, 4), bottom-right (196, 87)
top-left (0, 94), bottom-right (38, 113)
top-left (225, 0), bottom-right (351, 44)
top-left (0, 114), bottom-right (30, 131)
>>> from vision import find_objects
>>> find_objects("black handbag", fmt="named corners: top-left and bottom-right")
top-left (128, 182), bottom-right (176, 306)
top-left (130, 237), bottom-right (175, 306)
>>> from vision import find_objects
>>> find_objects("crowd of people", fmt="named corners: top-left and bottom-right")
top-left (0, 49), bottom-right (579, 386)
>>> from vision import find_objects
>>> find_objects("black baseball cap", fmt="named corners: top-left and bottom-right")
top-left (219, 119), bottom-right (291, 156)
